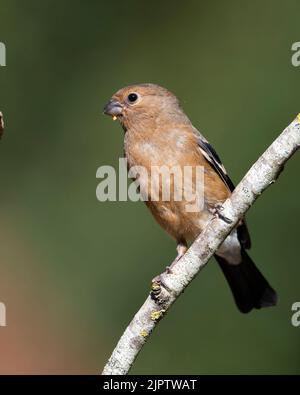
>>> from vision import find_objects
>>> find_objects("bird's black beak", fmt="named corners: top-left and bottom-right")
top-left (103, 100), bottom-right (123, 118)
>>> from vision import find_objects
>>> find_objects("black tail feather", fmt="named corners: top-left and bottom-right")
top-left (215, 250), bottom-right (278, 314)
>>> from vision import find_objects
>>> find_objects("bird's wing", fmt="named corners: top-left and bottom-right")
top-left (197, 138), bottom-right (235, 192)
top-left (197, 136), bottom-right (251, 249)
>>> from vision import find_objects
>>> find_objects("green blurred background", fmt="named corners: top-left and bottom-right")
top-left (0, 0), bottom-right (299, 374)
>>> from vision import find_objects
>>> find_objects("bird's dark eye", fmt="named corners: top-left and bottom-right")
top-left (127, 93), bottom-right (138, 103)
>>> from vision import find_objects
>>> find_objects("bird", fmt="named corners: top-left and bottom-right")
top-left (103, 83), bottom-right (277, 313)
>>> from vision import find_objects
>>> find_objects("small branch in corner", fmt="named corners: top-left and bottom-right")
top-left (0, 112), bottom-right (4, 139)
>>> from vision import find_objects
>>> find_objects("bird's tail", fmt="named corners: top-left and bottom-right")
top-left (215, 249), bottom-right (278, 313)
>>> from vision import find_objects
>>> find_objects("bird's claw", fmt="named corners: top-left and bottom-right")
top-left (151, 276), bottom-right (162, 301)
top-left (210, 203), bottom-right (233, 224)
top-left (151, 270), bottom-right (172, 301)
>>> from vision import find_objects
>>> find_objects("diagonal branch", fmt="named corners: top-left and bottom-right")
top-left (102, 114), bottom-right (300, 375)
top-left (0, 112), bottom-right (4, 139)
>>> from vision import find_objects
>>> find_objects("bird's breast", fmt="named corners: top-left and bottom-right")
top-left (123, 128), bottom-right (229, 241)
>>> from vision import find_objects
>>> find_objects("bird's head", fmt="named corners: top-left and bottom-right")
top-left (103, 83), bottom-right (188, 132)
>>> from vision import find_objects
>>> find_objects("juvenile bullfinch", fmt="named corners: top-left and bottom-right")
top-left (103, 83), bottom-right (277, 313)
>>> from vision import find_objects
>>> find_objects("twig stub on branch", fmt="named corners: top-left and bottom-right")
top-left (0, 112), bottom-right (4, 139)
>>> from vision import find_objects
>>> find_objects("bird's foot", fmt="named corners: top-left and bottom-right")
top-left (151, 276), bottom-right (162, 300)
top-left (151, 252), bottom-right (186, 301)
top-left (151, 242), bottom-right (188, 302)
top-left (209, 203), bottom-right (233, 224)
top-left (151, 268), bottom-right (174, 300)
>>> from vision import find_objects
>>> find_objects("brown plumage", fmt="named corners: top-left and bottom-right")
top-left (104, 83), bottom-right (277, 313)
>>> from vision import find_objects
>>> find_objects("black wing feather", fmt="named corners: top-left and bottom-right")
top-left (198, 140), bottom-right (235, 191)
top-left (198, 138), bottom-right (251, 249)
